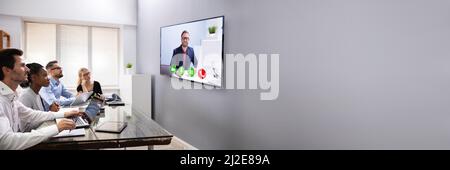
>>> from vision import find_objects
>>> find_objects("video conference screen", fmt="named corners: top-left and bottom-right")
top-left (160, 16), bottom-right (224, 87)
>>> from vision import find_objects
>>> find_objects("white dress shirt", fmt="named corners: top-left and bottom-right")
top-left (19, 87), bottom-right (46, 111)
top-left (0, 81), bottom-right (65, 150)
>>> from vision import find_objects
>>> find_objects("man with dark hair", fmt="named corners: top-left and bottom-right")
top-left (0, 48), bottom-right (22, 80)
top-left (45, 60), bottom-right (58, 70)
top-left (0, 48), bottom-right (82, 150)
top-left (170, 30), bottom-right (198, 72)
top-left (39, 60), bottom-right (75, 108)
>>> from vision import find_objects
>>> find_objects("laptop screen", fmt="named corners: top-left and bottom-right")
top-left (84, 100), bottom-right (101, 119)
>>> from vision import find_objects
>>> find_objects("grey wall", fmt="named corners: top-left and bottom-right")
top-left (120, 25), bottom-right (137, 74)
top-left (137, 0), bottom-right (450, 149)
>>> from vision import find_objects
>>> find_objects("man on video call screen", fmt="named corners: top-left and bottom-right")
top-left (170, 30), bottom-right (198, 71)
top-left (161, 16), bottom-right (223, 87)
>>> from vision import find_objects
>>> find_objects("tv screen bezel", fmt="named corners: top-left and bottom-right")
top-left (160, 15), bottom-right (225, 88)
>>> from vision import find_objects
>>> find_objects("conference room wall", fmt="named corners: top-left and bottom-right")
top-left (138, 0), bottom-right (450, 149)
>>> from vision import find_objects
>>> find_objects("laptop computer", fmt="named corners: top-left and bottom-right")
top-left (56, 100), bottom-right (101, 128)
top-left (83, 99), bottom-right (102, 120)
top-left (56, 111), bottom-right (89, 128)
top-left (70, 91), bottom-right (93, 106)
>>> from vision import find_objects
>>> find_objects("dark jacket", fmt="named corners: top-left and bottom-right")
top-left (171, 45), bottom-right (197, 69)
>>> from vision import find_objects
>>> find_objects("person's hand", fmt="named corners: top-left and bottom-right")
top-left (64, 110), bottom-right (83, 118)
top-left (81, 79), bottom-right (87, 86)
top-left (92, 93), bottom-right (105, 102)
top-left (49, 102), bottom-right (60, 112)
top-left (56, 119), bottom-right (76, 132)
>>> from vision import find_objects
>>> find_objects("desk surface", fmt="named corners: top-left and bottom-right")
top-left (29, 104), bottom-right (173, 150)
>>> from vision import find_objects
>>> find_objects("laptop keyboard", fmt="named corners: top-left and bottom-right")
top-left (71, 117), bottom-right (88, 126)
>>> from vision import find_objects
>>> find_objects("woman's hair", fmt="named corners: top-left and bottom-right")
top-left (77, 67), bottom-right (90, 86)
top-left (20, 63), bottom-right (44, 88)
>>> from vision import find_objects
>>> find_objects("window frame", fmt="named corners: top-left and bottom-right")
top-left (24, 21), bottom-right (120, 89)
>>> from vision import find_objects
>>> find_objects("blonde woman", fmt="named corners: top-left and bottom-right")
top-left (77, 68), bottom-right (103, 98)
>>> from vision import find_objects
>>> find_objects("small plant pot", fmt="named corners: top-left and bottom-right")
top-left (125, 68), bottom-right (134, 75)
top-left (208, 33), bottom-right (217, 39)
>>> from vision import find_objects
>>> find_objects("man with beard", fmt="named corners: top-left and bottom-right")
top-left (0, 48), bottom-right (82, 150)
top-left (39, 60), bottom-right (75, 108)
top-left (170, 30), bottom-right (198, 71)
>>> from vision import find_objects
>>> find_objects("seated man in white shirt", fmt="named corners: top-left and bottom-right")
top-left (0, 48), bottom-right (82, 150)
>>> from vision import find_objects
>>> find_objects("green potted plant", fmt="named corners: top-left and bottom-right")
top-left (125, 63), bottom-right (133, 75)
top-left (208, 25), bottom-right (217, 39)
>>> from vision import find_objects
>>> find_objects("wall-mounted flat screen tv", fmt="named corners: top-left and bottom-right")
top-left (160, 16), bottom-right (224, 87)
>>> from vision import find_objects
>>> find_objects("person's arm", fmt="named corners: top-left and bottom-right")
top-left (61, 84), bottom-right (74, 99)
top-left (39, 86), bottom-right (58, 107)
top-left (0, 121), bottom-right (59, 150)
top-left (192, 49), bottom-right (198, 68)
top-left (17, 101), bottom-right (81, 132)
top-left (56, 84), bottom-right (75, 106)
top-left (172, 48), bottom-right (176, 58)
top-left (0, 103), bottom-right (79, 150)
top-left (171, 49), bottom-right (177, 67)
top-left (40, 86), bottom-right (74, 107)
top-left (58, 97), bottom-right (75, 106)
top-left (0, 105), bottom-right (59, 150)
top-left (17, 101), bottom-right (64, 132)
